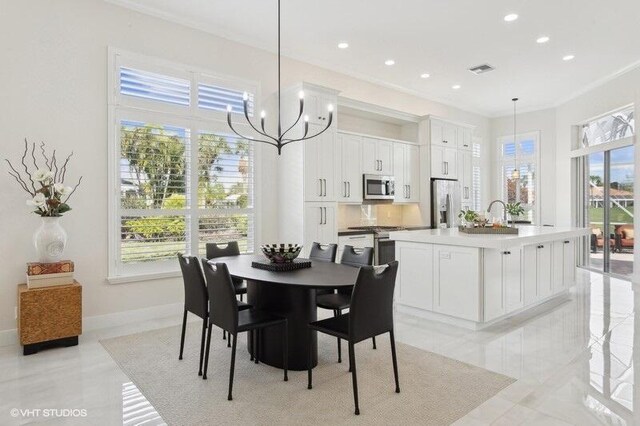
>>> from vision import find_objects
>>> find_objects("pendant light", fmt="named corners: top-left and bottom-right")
top-left (511, 97), bottom-right (520, 179)
top-left (225, 0), bottom-right (333, 155)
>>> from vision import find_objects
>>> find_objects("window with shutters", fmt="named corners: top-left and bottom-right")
top-left (472, 142), bottom-right (481, 211)
top-left (497, 132), bottom-right (539, 224)
top-left (109, 50), bottom-right (257, 279)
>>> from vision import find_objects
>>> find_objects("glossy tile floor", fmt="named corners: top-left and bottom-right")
top-left (0, 269), bottom-right (638, 425)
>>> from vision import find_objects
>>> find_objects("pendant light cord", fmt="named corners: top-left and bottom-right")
top-left (277, 0), bottom-right (281, 139)
top-left (513, 97), bottom-right (518, 178)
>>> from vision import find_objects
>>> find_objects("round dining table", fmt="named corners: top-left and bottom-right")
top-left (209, 255), bottom-right (359, 371)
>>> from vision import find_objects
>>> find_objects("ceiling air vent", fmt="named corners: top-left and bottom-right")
top-left (468, 64), bottom-right (495, 75)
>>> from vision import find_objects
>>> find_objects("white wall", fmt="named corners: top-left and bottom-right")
top-left (490, 108), bottom-right (557, 225)
top-left (0, 0), bottom-right (490, 334)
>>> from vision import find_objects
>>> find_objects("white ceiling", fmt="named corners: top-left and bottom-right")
top-left (107, 0), bottom-right (640, 117)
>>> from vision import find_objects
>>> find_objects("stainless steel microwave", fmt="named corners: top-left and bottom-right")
top-left (363, 174), bottom-right (395, 200)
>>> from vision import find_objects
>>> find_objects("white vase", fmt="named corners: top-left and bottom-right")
top-left (33, 217), bottom-right (67, 263)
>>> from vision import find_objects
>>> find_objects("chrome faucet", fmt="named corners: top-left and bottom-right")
top-left (487, 200), bottom-right (508, 222)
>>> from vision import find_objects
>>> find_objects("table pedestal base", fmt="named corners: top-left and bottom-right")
top-left (247, 281), bottom-right (317, 371)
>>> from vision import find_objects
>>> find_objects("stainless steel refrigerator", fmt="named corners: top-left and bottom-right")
top-left (431, 178), bottom-right (461, 228)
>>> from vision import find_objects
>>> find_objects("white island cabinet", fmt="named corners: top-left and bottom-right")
top-left (391, 227), bottom-right (589, 329)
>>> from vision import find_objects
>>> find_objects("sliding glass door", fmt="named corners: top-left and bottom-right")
top-left (583, 146), bottom-right (634, 277)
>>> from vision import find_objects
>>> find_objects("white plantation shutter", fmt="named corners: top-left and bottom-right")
top-left (498, 132), bottom-right (539, 224)
top-left (198, 83), bottom-right (254, 115)
top-left (111, 52), bottom-right (257, 277)
top-left (120, 67), bottom-right (190, 106)
top-left (472, 143), bottom-right (481, 211)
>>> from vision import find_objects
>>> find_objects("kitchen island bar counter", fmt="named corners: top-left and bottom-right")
top-left (389, 226), bottom-right (590, 249)
top-left (391, 226), bottom-right (590, 329)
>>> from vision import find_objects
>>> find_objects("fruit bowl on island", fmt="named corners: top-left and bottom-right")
top-left (260, 244), bottom-right (303, 263)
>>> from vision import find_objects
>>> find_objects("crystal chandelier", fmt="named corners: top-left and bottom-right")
top-left (226, 0), bottom-right (333, 155)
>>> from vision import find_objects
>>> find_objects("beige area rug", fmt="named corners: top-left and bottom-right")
top-left (100, 323), bottom-right (514, 425)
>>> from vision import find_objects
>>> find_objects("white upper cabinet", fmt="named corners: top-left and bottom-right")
top-left (431, 145), bottom-right (457, 179)
top-left (362, 137), bottom-right (393, 175)
top-left (304, 93), bottom-right (334, 125)
top-left (304, 123), bottom-right (335, 202)
top-left (457, 127), bottom-right (473, 150)
top-left (430, 120), bottom-right (457, 148)
top-left (336, 133), bottom-right (363, 202)
top-left (394, 143), bottom-right (420, 203)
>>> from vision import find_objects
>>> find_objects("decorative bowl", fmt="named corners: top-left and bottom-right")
top-left (260, 244), bottom-right (303, 263)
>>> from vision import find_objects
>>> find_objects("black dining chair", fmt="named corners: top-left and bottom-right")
top-left (309, 242), bottom-right (338, 296)
top-left (206, 241), bottom-right (248, 301)
top-left (206, 241), bottom-right (248, 345)
top-left (177, 254), bottom-right (252, 376)
top-left (201, 260), bottom-right (289, 400)
top-left (316, 246), bottom-right (375, 363)
top-left (307, 261), bottom-right (400, 415)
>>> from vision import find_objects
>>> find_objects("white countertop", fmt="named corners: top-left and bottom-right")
top-left (389, 226), bottom-right (590, 249)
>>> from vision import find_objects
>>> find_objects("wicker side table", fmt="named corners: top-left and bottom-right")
top-left (17, 281), bottom-right (82, 355)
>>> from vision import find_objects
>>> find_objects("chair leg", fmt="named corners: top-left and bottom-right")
top-left (249, 330), bottom-right (254, 361)
top-left (198, 318), bottom-right (207, 376)
top-left (282, 321), bottom-right (288, 382)
top-left (223, 330), bottom-right (226, 340)
top-left (349, 342), bottom-right (360, 415)
top-left (372, 336), bottom-right (377, 350)
top-left (178, 309), bottom-right (187, 360)
top-left (334, 309), bottom-right (342, 363)
top-left (227, 328), bottom-right (231, 348)
top-left (307, 328), bottom-right (313, 390)
top-left (240, 293), bottom-right (243, 302)
top-left (390, 329), bottom-right (400, 393)
top-left (202, 323), bottom-right (213, 380)
top-left (254, 329), bottom-right (259, 364)
top-left (228, 333), bottom-right (238, 401)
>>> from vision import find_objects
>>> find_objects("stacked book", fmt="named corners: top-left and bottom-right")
top-left (26, 260), bottom-right (75, 289)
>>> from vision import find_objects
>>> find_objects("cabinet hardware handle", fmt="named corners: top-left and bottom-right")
top-left (408, 185), bottom-right (411, 199)
top-left (347, 181), bottom-right (351, 197)
top-left (349, 236), bottom-right (366, 239)
top-left (537, 245), bottom-right (544, 249)
top-left (343, 181), bottom-right (347, 197)
top-left (324, 207), bottom-right (328, 225)
top-left (503, 251), bottom-right (511, 255)
top-left (323, 179), bottom-right (327, 196)
top-left (443, 140), bottom-right (448, 144)
top-left (442, 162), bottom-right (446, 175)
top-left (564, 240), bottom-right (570, 244)
top-left (380, 160), bottom-right (383, 170)
top-left (318, 179), bottom-right (322, 196)
top-left (319, 207), bottom-right (323, 225)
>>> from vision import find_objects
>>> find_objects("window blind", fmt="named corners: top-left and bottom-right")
top-left (120, 67), bottom-right (190, 106)
top-left (198, 83), bottom-right (254, 115)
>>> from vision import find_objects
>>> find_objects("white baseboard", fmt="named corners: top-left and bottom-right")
top-left (0, 302), bottom-right (183, 347)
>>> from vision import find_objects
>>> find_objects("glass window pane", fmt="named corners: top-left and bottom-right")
top-left (610, 145), bottom-right (634, 277)
top-left (582, 106), bottom-right (634, 147)
top-left (120, 215), bottom-right (187, 263)
top-left (519, 139), bottom-right (535, 156)
top-left (198, 214), bottom-right (254, 254)
top-left (120, 121), bottom-right (190, 209)
top-left (197, 133), bottom-right (253, 209)
top-left (503, 141), bottom-right (516, 158)
top-left (120, 67), bottom-right (190, 106)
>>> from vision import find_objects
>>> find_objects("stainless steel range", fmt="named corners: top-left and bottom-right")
top-left (347, 226), bottom-right (407, 264)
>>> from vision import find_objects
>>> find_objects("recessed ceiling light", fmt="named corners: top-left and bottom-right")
top-left (337, 42), bottom-right (349, 49)
top-left (562, 54), bottom-right (575, 61)
top-left (536, 36), bottom-right (550, 44)
top-left (384, 59), bottom-right (395, 66)
top-left (503, 13), bottom-right (518, 22)
top-left (420, 73), bottom-right (430, 79)
top-left (452, 84), bottom-right (461, 90)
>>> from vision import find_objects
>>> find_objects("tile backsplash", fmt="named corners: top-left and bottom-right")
top-left (337, 204), bottom-right (424, 228)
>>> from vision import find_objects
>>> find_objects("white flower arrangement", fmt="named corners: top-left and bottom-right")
top-left (5, 140), bottom-right (82, 217)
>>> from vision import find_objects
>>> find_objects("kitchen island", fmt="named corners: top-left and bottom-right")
top-left (390, 226), bottom-right (590, 329)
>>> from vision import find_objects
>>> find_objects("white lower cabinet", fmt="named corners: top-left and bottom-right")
top-left (553, 239), bottom-right (576, 292)
top-left (523, 242), bottom-right (554, 304)
top-left (483, 248), bottom-right (523, 322)
top-left (433, 245), bottom-right (480, 321)
top-left (337, 234), bottom-right (374, 263)
top-left (303, 203), bottom-right (337, 257)
top-left (396, 242), bottom-right (434, 310)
